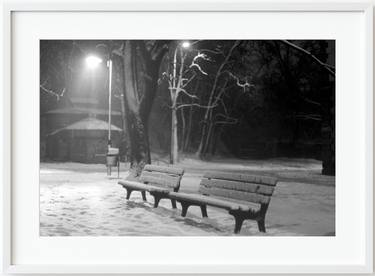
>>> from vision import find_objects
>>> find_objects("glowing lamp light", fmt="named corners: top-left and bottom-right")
top-left (181, 41), bottom-right (191, 49)
top-left (86, 55), bottom-right (103, 69)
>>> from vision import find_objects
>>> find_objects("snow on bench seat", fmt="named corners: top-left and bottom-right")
top-left (118, 180), bottom-right (170, 194)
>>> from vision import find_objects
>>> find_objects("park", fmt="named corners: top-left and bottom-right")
top-left (40, 40), bottom-right (335, 236)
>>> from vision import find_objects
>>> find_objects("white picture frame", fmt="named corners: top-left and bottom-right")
top-left (1, 0), bottom-right (373, 274)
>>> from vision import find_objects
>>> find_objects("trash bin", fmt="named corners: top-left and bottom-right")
top-left (106, 154), bottom-right (118, 166)
top-left (106, 147), bottom-right (119, 177)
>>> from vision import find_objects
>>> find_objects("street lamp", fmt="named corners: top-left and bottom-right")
top-left (181, 41), bottom-right (191, 49)
top-left (86, 55), bottom-right (102, 69)
top-left (172, 41), bottom-right (191, 86)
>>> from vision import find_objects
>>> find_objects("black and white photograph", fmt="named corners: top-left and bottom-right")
top-left (40, 39), bottom-right (335, 236)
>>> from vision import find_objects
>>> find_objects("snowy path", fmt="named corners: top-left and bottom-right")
top-left (40, 159), bottom-right (335, 236)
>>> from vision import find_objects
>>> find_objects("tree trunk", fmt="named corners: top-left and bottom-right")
top-left (119, 41), bottom-right (168, 177)
top-left (320, 42), bottom-right (335, 176)
top-left (322, 85), bottom-right (335, 175)
top-left (122, 41), bottom-right (150, 178)
top-left (112, 54), bottom-right (130, 162)
top-left (183, 80), bottom-right (199, 151)
top-left (183, 100), bottom-right (194, 151)
top-left (180, 106), bottom-right (186, 153)
top-left (203, 118), bottom-right (214, 156)
top-left (210, 125), bottom-right (223, 155)
top-left (171, 107), bottom-right (178, 164)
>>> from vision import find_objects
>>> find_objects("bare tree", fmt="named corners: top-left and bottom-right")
top-left (196, 40), bottom-right (240, 157)
top-left (164, 41), bottom-right (210, 164)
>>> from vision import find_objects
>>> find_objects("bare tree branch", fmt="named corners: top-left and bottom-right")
top-left (176, 103), bottom-right (218, 110)
top-left (221, 70), bottom-right (255, 91)
top-left (178, 88), bottom-right (198, 99)
top-left (303, 98), bottom-right (322, 106)
top-left (181, 74), bottom-right (196, 88)
top-left (214, 120), bottom-right (238, 125)
top-left (280, 40), bottom-right (335, 76)
top-left (296, 114), bottom-right (322, 121)
top-left (40, 85), bottom-right (65, 100)
top-left (214, 113), bottom-right (238, 124)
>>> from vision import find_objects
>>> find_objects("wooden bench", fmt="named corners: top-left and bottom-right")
top-left (118, 165), bottom-right (184, 208)
top-left (169, 172), bottom-right (278, 234)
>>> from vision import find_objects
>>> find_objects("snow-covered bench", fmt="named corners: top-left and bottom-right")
top-left (169, 172), bottom-right (278, 234)
top-left (118, 165), bottom-right (184, 208)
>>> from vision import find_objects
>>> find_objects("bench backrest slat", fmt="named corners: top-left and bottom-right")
top-left (200, 178), bottom-right (274, 196)
top-left (144, 165), bottom-right (184, 175)
top-left (140, 165), bottom-right (184, 191)
top-left (203, 172), bottom-right (277, 186)
top-left (199, 172), bottom-right (278, 205)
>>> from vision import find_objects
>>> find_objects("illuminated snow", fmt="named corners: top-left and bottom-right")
top-left (40, 159), bottom-right (335, 236)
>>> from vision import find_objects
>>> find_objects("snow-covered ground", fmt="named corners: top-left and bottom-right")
top-left (40, 158), bottom-right (335, 236)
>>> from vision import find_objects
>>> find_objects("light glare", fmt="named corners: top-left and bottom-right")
top-left (182, 41), bottom-right (191, 49)
top-left (86, 55), bottom-right (103, 69)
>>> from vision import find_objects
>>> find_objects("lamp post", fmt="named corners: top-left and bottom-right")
top-left (85, 55), bottom-right (113, 148)
top-left (107, 59), bottom-right (113, 149)
top-left (86, 55), bottom-right (119, 177)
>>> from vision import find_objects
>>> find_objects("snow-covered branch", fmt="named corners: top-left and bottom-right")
top-left (178, 88), bottom-right (198, 99)
top-left (189, 52), bottom-right (210, 75)
top-left (40, 84), bottom-right (65, 100)
top-left (222, 71), bottom-right (255, 92)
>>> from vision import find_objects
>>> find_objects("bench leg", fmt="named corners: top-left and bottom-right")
top-left (200, 205), bottom-right (208, 218)
top-left (171, 199), bottom-right (177, 209)
top-left (153, 195), bottom-right (161, 208)
top-left (180, 202), bottom-right (190, 217)
top-left (229, 211), bottom-right (246, 234)
top-left (125, 188), bottom-right (133, 200)
top-left (141, 191), bottom-right (147, 201)
top-left (234, 216), bottom-right (245, 234)
top-left (257, 218), bottom-right (266, 232)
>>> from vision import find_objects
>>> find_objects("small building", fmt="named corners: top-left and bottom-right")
top-left (40, 96), bottom-right (124, 162)
top-left (47, 117), bottom-right (122, 163)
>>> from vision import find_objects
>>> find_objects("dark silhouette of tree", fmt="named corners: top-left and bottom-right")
top-left (119, 40), bottom-right (169, 177)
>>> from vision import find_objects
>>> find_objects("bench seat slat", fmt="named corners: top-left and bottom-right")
top-left (118, 180), bottom-right (170, 194)
top-left (199, 186), bottom-right (270, 204)
top-left (204, 172), bottom-right (277, 186)
top-left (169, 192), bottom-right (261, 213)
top-left (144, 165), bottom-right (184, 176)
top-left (140, 171), bottom-right (181, 189)
top-left (200, 178), bottom-right (274, 195)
